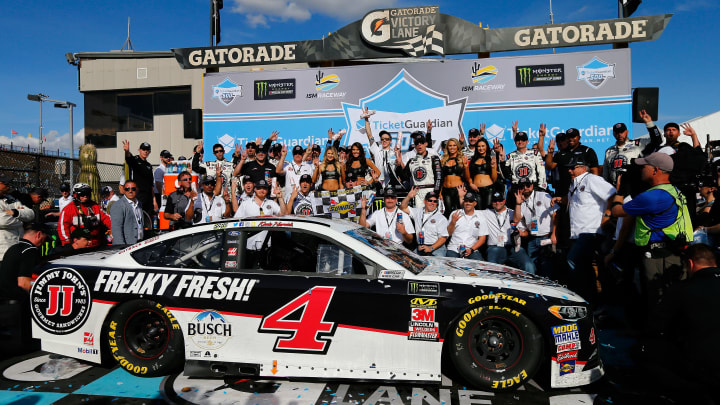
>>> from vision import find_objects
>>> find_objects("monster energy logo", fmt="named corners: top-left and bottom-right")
top-left (255, 81), bottom-right (269, 99)
top-left (408, 282), bottom-right (439, 296)
top-left (517, 67), bottom-right (532, 86)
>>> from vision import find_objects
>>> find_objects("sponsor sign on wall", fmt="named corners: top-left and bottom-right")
top-left (203, 49), bottom-right (631, 164)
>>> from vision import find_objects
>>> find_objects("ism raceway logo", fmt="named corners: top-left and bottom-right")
top-left (307, 71), bottom-right (345, 99)
top-left (212, 78), bottom-right (243, 106)
top-left (462, 62), bottom-right (505, 92)
top-left (341, 69), bottom-right (465, 152)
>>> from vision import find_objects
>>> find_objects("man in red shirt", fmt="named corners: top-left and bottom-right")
top-left (58, 183), bottom-right (112, 247)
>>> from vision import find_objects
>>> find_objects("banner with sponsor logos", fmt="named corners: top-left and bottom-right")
top-left (204, 48), bottom-right (631, 162)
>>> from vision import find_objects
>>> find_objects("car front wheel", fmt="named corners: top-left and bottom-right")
top-left (450, 305), bottom-right (542, 390)
top-left (106, 299), bottom-right (184, 377)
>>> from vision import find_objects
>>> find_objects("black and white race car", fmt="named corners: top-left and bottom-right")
top-left (30, 216), bottom-right (603, 391)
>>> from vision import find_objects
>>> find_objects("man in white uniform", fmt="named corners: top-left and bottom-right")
top-left (360, 187), bottom-right (414, 245)
top-left (400, 189), bottom-right (447, 256)
top-left (446, 189), bottom-right (487, 260)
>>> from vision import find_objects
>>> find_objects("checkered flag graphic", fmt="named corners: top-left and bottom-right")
top-left (389, 24), bottom-right (444, 57)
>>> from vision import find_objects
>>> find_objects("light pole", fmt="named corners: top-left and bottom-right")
top-left (54, 102), bottom-right (77, 183)
top-left (27, 93), bottom-right (48, 153)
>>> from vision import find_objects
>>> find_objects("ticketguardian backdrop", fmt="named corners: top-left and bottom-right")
top-left (203, 48), bottom-right (631, 162)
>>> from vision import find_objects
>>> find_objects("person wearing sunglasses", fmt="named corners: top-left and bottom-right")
top-left (400, 188), bottom-right (448, 256)
top-left (191, 140), bottom-right (240, 198)
top-left (110, 180), bottom-right (144, 245)
top-left (164, 171), bottom-right (197, 230)
top-left (513, 179), bottom-right (558, 278)
top-left (58, 183), bottom-right (112, 247)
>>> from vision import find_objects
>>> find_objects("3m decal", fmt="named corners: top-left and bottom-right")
top-left (188, 310), bottom-right (232, 350)
top-left (30, 268), bottom-right (91, 335)
top-left (259, 286), bottom-right (337, 354)
top-left (409, 308), bottom-right (439, 341)
top-left (407, 282), bottom-right (439, 296)
top-left (93, 270), bottom-right (258, 301)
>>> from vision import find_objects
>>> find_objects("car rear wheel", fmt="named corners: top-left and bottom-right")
top-left (450, 306), bottom-right (542, 390)
top-left (106, 299), bottom-right (184, 377)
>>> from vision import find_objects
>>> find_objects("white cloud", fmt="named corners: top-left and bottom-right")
top-left (0, 128), bottom-right (85, 157)
top-left (230, 0), bottom-right (393, 26)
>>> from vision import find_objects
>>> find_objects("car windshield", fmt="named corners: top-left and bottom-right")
top-left (345, 227), bottom-right (427, 274)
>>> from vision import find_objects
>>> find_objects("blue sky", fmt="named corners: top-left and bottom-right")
top-left (1, 0), bottom-right (718, 157)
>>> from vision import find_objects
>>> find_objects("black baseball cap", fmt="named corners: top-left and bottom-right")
top-left (299, 174), bottom-right (313, 184)
top-left (0, 174), bottom-right (10, 184)
top-left (311, 144), bottom-right (321, 152)
top-left (101, 186), bottom-right (113, 196)
top-left (424, 191), bottom-right (439, 201)
top-left (464, 192), bottom-right (477, 202)
top-left (556, 132), bottom-right (568, 141)
top-left (160, 149), bottom-right (173, 159)
top-left (518, 179), bottom-right (533, 188)
top-left (383, 187), bottom-right (398, 198)
top-left (664, 122), bottom-right (680, 131)
top-left (270, 143), bottom-right (282, 154)
top-left (514, 131), bottom-right (529, 141)
top-left (201, 175), bottom-right (217, 185)
top-left (345, 171), bottom-right (358, 182)
top-left (413, 135), bottom-right (427, 146)
top-left (491, 191), bottom-right (505, 202)
top-left (468, 128), bottom-right (481, 138)
top-left (566, 155), bottom-right (587, 167)
top-left (59, 183), bottom-right (70, 192)
top-left (612, 123), bottom-right (627, 134)
top-left (292, 145), bottom-right (304, 155)
top-left (242, 176), bottom-right (254, 184)
top-left (256, 146), bottom-right (267, 154)
top-left (246, 142), bottom-right (257, 149)
top-left (255, 179), bottom-right (270, 189)
top-left (71, 228), bottom-right (92, 240)
top-left (139, 142), bottom-right (151, 151)
top-left (566, 128), bottom-right (580, 138)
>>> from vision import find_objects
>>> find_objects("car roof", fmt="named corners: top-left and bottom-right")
top-left (213, 215), bottom-right (363, 233)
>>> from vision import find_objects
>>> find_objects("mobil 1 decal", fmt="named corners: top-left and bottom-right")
top-left (30, 268), bottom-right (91, 335)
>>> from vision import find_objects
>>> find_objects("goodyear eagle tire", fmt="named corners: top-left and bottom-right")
top-left (106, 299), bottom-right (184, 377)
top-left (450, 306), bottom-right (542, 390)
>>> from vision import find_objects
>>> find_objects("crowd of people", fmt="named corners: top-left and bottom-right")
top-left (1, 108), bottom-right (719, 394)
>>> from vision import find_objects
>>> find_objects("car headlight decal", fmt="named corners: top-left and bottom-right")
top-left (548, 305), bottom-right (587, 321)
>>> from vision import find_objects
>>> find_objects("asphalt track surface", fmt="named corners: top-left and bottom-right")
top-left (0, 314), bottom-right (697, 405)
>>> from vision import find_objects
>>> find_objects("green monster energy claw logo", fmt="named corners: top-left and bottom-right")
top-left (518, 67), bottom-right (532, 86)
top-left (409, 282), bottom-right (420, 294)
top-left (256, 81), bottom-right (268, 98)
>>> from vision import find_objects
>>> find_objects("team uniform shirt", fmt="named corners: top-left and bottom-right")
top-left (603, 140), bottom-right (648, 185)
top-left (409, 206), bottom-right (448, 246)
top-left (404, 153), bottom-right (442, 207)
top-left (369, 143), bottom-right (401, 188)
top-left (482, 208), bottom-right (525, 247)
top-left (289, 192), bottom-right (316, 216)
top-left (124, 155), bottom-right (154, 214)
top-left (234, 197), bottom-right (282, 219)
top-left (0, 239), bottom-right (38, 299)
top-left (58, 195), bottom-right (74, 212)
top-left (192, 155), bottom-right (236, 196)
top-left (518, 191), bottom-right (558, 237)
top-left (401, 147), bottom-right (439, 165)
top-left (241, 160), bottom-right (278, 184)
top-left (365, 207), bottom-right (415, 245)
top-left (567, 172), bottom-right (616, 239)
top-left (153, 163), bottom-right (167, 194)
top-left (503, 150), bottom-right (547, 189)
top-left (446, 209), bottom-right (489, 253)
top-left (194, 193), bottom-right (226, 224)
top-left (281, 160), bottom-right (315, 199)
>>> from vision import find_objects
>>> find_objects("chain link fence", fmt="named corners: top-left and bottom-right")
top-left (0, 148), bottom-right (125, 198)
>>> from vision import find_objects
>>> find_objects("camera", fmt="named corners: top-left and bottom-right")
top-left (82, 215), bottom-right (100, 229)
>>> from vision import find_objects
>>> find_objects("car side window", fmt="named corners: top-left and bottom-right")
top-left (238, 228), bottom-right (373, 276)
top-left (131, 230), bottom-right (224, 270)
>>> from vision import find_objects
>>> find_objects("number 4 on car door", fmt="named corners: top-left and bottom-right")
top-left (258, 286), bottom-right (337, 354)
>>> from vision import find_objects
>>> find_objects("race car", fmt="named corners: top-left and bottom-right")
top-left (30, 216), bottom-right (603, 391)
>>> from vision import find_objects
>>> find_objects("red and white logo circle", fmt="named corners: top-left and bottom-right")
top-left (30, 268), bottom-right (91, 335)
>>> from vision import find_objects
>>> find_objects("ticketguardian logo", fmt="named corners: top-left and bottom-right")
top-left (370, 119), bottom-right (453, 131)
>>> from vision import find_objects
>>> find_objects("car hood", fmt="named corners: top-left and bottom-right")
top-left (48, 245), bottom-right (128, 265)
top-left (413, 256), bottom-right (585, 302)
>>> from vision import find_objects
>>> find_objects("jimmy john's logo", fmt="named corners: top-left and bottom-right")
top-left (31, 268), bottom-right (91, 335)
top-left (212, 78), bottom-right (242, 106)
top-left (360, 6), bottom-right (444, 57)
top-left (188, 310), bottom-right (232, 350)
top-left (93, 270), bottom-right (258, 301)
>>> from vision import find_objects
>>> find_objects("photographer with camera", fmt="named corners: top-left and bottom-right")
top-left (58, 183), bottom-right (112, 247)
top-left (610, 153), bottom-right (693, 311)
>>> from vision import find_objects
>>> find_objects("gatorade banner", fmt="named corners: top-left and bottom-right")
top-left (203, 48), bottom-right (631, 162)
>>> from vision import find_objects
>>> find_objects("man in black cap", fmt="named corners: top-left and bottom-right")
top-left (360, 187), bottom-right (414, 245)
top-left (163, 171), bottom-right (196, 230)
top-left (233, 179), bottom-right (286, 218)
top-left (400, 188), bottom-right (448, 256)
top-left (460, 126), bottom-right (484, 159)
top-left (501, 122), bottom-right (548, 197)
top-left (287, 174), bottom-right (316, 216)
top-left (513, 179), bottom-right (558, 277)
top-left (446, 188), bottom-right (487, 260)
top-left (100, 185), bottom-right (120, 214)
top-left (245, 141), bottom-right (258, 162)
top-left (122, 139), bottom-right (156, 219)
top-left (276, 145), bottom-right (314, 201)
top-left (0, 222), bottom-right (48, 299)
top-left (0, 174), bottom-right (34, 265)
top-left (52, 228), bottom-right (91, 255)
top-left (154, 149), bottom-right (174, 208)
top-left (192, 175), bottom-right (231, 224)
top-left (565, 155), bottom-right (616, 301)
top-left (603, 112), bottom-right (662, 186)
top-left (398, 132), bottom-right (441, 208)
top-left (483, 191), bottom-right (535, 273)
top-left (236, 142), bottom-right (279, 185)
